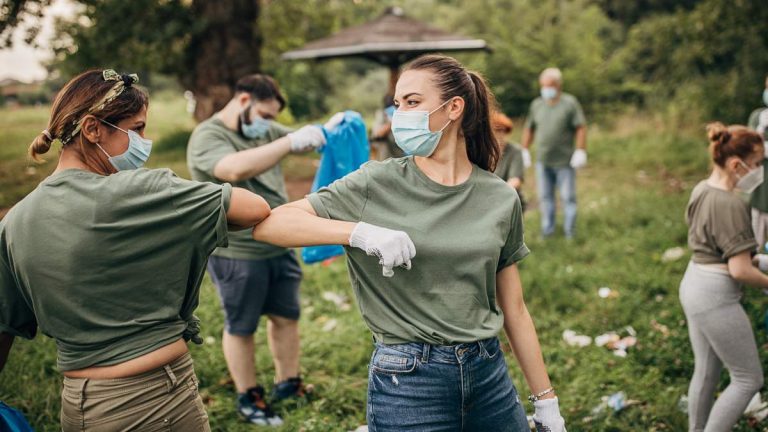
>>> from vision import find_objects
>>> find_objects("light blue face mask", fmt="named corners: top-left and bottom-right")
top-left (541, 86), bottom-right (558, 101)
top-left (241, 104), bottom-right (271, 139)
top-left (763, 89), bottom-right (768, 107)
top-left (95, 119), bottom-right (153, 171)
top-left (391, 99), bottom-right (452, 157)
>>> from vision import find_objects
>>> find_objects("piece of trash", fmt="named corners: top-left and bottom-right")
top-left (607, 392), bottom-right (626, 411)
top-left (595, 332), bottom-right (620, 347)
top-left (204, 336), bottom-right (216, 345)
top-left (322, 291), bottom-right (351, 311)
top-left (591, 392), bottom-right (642, 416)
top-left (744, 393), bottom-right (768, 422)
top-left (598, 287), bottom-right (612, 298)
top-left (613, 349), bottom-right (628, 358)
top-left (563, 329), bottom-right (592, 347)
top-left (661, 246), bottom-right (685, 263)
top-left (624, 326), bottom-right (637, 337)
top-left (322, 318), bottom-right (338, 332)
top-left (607, 336), bottom-right (637, 351)
top-left (655, 294), bottom-right (665, 302)
top-left (678, 395), bottom-right (689, 414)
top-left (651, 320), bottom-right (670, 337)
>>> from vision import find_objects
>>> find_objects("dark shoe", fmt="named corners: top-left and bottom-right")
top-left (237, 385), bottom-right (284, 426)
top-left (271, 377), bottom-right (314, 404)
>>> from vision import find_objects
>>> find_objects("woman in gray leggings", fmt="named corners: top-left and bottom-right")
top-left (681, 122), bottom-right (765, 431)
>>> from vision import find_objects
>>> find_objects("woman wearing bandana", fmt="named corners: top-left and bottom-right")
top-left (0, 69), bottom-right (272, 431)
top-left (680, 122), bottom-right (766, 431)
top-left (253, 55), bottom-right (566, 431)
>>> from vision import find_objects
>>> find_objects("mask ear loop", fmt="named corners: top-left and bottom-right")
top-left (430, 98), bottom-right (455, 132)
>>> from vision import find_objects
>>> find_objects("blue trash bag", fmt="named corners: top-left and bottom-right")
top-left (0, 402), bottom-right (34, 432)
top-left (301, 111), bottom-right (370, 264)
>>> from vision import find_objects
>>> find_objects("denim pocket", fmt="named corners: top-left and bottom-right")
top-left (370, 346), bottom-right (418, 375)
top-left (483, 338), bottom-right (501, 360)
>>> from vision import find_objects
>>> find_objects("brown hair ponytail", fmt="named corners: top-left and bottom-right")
top-left (706, 122), bottom-right (763, 167)
top-left (405, 55), bottom-right (500, 171)
top-left (28, 69), bottom-right (148, 162)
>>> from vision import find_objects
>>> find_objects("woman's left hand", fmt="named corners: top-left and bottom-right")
top-left (532, 397), bottom-right (566, 432)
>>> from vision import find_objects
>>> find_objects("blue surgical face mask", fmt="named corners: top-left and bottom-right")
top-left (391, 99), bottom-right (452, 157)
top-left (762, 89), bottom-right (768, 107)
top-left (95, 119), bottom-right (153, 171)
top-left (541, 86), bottom-right (558, 101)
top-left (241, 105), bottom-right (271, 139)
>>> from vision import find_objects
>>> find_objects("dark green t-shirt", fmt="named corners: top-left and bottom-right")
top-left (187, 117), bottom-right (292, 260)
top-left (686, 181), bottom-right (757, 264)
top-left (747, 107), bottom-right (768, 212)
top-left (0, 168), bottom-right (231, 370)
top-left (494, 143), bottom-right (525, 182)
top-left (524, 93), bottom-right (586, 168)
top-left (308, 156), bottom-right (529, 345)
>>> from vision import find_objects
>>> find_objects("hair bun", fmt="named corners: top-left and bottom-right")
top-left (706, 122), bottom-right (730, 147)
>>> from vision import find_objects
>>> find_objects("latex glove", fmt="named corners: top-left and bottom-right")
top-left (522, 148), bottom-right (532, 168)
top-left (757, 254), bottom-right (768, 272)
top-left (349, 222), bottom-right (416, 277)
top-left (288, 125), bottom-right (326, 153)
top-left (324, 112), bottom-right (345, 131)
top-left (532, 397), bottom-right (566, 432)
top-left (570, 149), bottom-right (587, 169)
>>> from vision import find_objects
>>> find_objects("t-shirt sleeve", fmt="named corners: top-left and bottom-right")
top-left (0, 225), bottom-right (36, 339)
top-left (713, 198), bottom-right (758, 259)
top-left (498, 193), bottom-right (530, 271)
top-left (307, 163), bottom-right (370, 221)
top-left (570, 98), bottom-right (586, 128)
top-left (167, 173), bottom-right (232, 252)
top-left (188, 127), bottom-right (236, 179)
top-left (268, 122), bottom-right (294, 141)
top-left (508, 146), bottom-right (525, 180)
top-left (523, 100), bottom-right (537, 130)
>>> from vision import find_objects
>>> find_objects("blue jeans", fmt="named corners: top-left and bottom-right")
top-left (535, 163), bottom-right (577, 237)
top-left (366, 337), bottom-right (529, 432)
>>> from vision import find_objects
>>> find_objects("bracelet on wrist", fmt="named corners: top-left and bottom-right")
top-left (528, 387), bottom-right (555, 403)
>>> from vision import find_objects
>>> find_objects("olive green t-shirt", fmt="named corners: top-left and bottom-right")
top-left (747, 108), bottom-right (768, 212)
top-left (307, 156), bottom-right (529, 345)
top-left (686, 181), bottom-right (757, 264)
top-left (0, 168), bottom-right (231, 371)
top-left (494, 142), bottom-right (525, 182)
top-left (524, 93), bottom-right (586, 168)
top-left (187, 117), bottom-right (292, 260)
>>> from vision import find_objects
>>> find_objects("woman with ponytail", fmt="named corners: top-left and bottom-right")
top-left (680, 122), bottom-right (766, 431)
top-left (0, 69), bottom-right (271, 431)
top-left (252, 54), bottom-right (565, 431)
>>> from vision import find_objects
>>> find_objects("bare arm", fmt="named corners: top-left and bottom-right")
top-left (521, 128), bottom-right (534, 150)
top-left (213, 136), bottom-right (292, 183)
top-left (226, 187), bottom-right (272, 230)
top-left (729, 251), bottom-right (768, 288)
top-left (496, 264), bottom-right (555, 399)
top-left (0, 332), bottom-right (13, 374)
top-left (507, 178), bottom-right (523, 189)
top-left (252, 199), bottom-right (357, 247)
top-left (575, 125), bottom-right (587, 151)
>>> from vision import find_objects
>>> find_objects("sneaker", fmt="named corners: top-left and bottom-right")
top-left (237, 385), bottom-right (283, 426)
top-left (271, 377), bottom-right (314, 404)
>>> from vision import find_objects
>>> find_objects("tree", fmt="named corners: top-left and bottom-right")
top-left (0, 0), bottom-right (51, 47)
top-left (49, 0), bottom-right (261, 121)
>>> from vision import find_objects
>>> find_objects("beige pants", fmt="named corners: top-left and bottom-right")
top-left (752, 208), bottom-right (768, 251)
top-left (61, 352), bottom-right (210, 432)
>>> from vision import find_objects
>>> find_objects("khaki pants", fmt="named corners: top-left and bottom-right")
top-left (61, 352), bottom-right (210, 432)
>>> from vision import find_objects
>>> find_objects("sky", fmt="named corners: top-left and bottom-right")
top-left (0, 0), bottom-right (76, 83)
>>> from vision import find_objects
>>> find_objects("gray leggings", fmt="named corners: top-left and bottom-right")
top-left (679, 262), bottom-right (764, 432)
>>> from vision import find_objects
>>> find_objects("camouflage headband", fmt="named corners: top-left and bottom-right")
top-left (61, 69), bottom-right (139, 145)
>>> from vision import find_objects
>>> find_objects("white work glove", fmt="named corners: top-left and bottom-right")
top-left (522, 148), bottom-right (532, 168)
top-left (532, 397), bottom-right (566, 432)
top-left (349, 222), bottom-right (416, 277)
top-left (324, 112), bottom-right (345, 131)
top-left (757, 254), bottom-right (768, 272)
top-left (570, 149), bottom-right (587, 169)
top-left (288, 125), bottom-right (326, 153)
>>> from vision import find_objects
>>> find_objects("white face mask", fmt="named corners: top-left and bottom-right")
top-left (735, 160), bottom-right (764, 193)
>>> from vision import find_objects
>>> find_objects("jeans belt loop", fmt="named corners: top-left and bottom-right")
top-left (78, 378), bottom-right (89, 427)
top-left (164, 364), bottom-right (178, 392)
top-left (421, 343), bottom-right (430, 363)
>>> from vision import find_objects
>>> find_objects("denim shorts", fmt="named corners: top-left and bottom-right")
top-left (367, 337), bottom-right (529, 432)
top-left (207, 251), bottom-right (302, 335)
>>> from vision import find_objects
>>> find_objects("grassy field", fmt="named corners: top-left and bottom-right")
top-left (0, 94), bottom-right (766, 431)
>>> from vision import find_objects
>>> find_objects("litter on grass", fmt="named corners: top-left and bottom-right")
top-left (661, 246), bottom-right (685, 262)
top-left (563, 329), bottom-right (592, 347)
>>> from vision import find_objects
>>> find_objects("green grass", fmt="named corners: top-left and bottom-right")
top-left (0, 98), bottom-right (766, 431)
